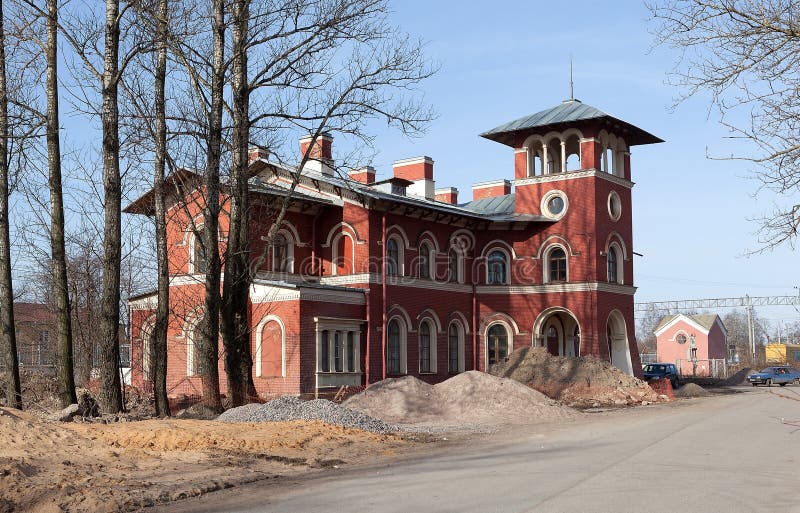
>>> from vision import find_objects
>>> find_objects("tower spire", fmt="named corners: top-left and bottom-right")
top-left (569, 55), bottom-right (574, 100)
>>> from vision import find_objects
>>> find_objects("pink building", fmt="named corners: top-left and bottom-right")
top-left (653, 314), bottom-right (728, 377)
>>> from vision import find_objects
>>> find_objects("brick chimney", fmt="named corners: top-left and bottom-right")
top-left (393, 156), bottom-right (434, 200)
top-left (472, 179), bottom-right (511, 200)
top-left (248, 145), bottom-right (270, 163)
top-left (349, 166), bottom-right (376, 184)
top-left (435, 187), bottom-right (458, 205)
top-left (299, 133), bottom-right (334, 175)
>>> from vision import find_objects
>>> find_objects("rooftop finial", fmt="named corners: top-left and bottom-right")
top-left (569, 54), bottom-right (574, 100)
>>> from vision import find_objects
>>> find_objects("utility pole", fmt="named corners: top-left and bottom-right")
top-left (745, 295), bottom-right (755, 364)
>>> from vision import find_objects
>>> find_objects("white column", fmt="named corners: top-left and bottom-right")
top-left (560, 141), bottom-right (567, 173)
top-left (542, 144), bottom-right (549, 174)
top-left (354, 331), bottom-right (361, 372)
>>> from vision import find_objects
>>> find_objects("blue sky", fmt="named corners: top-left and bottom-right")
top-left (357, 0), bottom-right (800, 328)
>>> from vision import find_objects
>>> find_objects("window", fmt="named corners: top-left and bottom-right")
top-left (193, 234), bottom-right (207, 274)
top-left (676, 334), bottom-right (687, 344)
top-left (119, 344), bottom-right (131, 368)
top-left (419, 321), bottom-right (432, 373)
top-left (334, 332), bottom-right (343, 372)
top-left (386, 238), bottom-right (399, 276)
top-left (418, 242), bottom-right (431, 279)
top-left (573, 325), bottom-right (580, 357)
top-left (608, 191), bottom-right (622, 221)
top-left (320, 330), bottom-right (330, 372)
top-left (448, 249), bottom-right (459, 283)
top-left (487, 324), bottom-right (509, 366)
top-left (487, 250), bottom-right (507, 284)
top-left (387, 320), bottom-right (401, 374)
top-left (273, 233), bottom-right (291, 272)
top-left (448, 322), bottom-right (463, 374)
top-left (347, 332), bottom-right (355, 372)
top-left (607, 247), bottom-right (619, 283)
top-left (548, 247), bottom-right (567, 282)
top-left (188, 321), bottom-right (202, 376)
top-left (37, 330), bottom-right (50, 365)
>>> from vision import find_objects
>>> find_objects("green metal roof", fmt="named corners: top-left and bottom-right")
top-left (480, 99), bottom-right (664, 147)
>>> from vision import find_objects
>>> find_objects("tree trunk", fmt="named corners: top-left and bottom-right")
top-left (151, 0), bottom-right (170, 417)
top-left (196, 0), bottom-right (225, 411)
top-left (47, 0), bottom-right (77, 408)
top-left (222, 0), bottom-right (255, 407)
top-left (98, 0), bottom-right (123, 413)
top-left (0, 0), bottom-right (22, 410)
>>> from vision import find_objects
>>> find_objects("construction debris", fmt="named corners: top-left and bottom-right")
top-left (673, 383), bottom-right (711, 398)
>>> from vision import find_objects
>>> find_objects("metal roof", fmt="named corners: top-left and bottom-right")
top-left (460, 194), bottom-right (516, 215)
top-left (480, 99), bottom-right (664, 147)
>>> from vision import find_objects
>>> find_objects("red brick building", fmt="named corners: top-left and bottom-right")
top-left (126, 99), bottom-right (662, 398)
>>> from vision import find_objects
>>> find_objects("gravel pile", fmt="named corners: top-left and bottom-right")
top-left (674, 383), bottom-right (711, 398)
top-left (216, 396), bottom-right (401, 434)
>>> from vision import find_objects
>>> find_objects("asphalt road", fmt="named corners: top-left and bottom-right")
top-left (160, 387), bottom-right (800, 513)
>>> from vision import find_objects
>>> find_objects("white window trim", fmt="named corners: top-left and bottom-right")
top-left (270, 229), bottom-right (295, 274)
top-left (254, 315), bottom-right (286, 378)
top-left (386, 235), bottom-right (405, 277)
top-left (607, 242), bottom-right (624, 284)
top-left (315, 318), bottom-right (363, 374)
top-left (485, 248), bottom-right (510, 285)
top-left (540, 189), bottom-right (569, 220)
top-left (543, 244), bottom-right (569, 284)
top-left (607, 190), bottom-right (622, 222)
top-left (331, 232), bottom-right (355, 276)
top-left (485, 321), bottom-right (514, 368)
top-left (418, 319), bottom-right (438, 374)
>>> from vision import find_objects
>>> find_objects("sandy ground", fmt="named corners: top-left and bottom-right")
top-left (0, 408), bottom-right (420, 513)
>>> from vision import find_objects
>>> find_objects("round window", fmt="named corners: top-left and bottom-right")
top-left (547, 196), bottom-right (564, 216)
top-left (541, 190), bottom-right (568, 219)
top-left (608, 191), bottom-right (622, 221)
top-left (676, 334), bottom-right (687, 344)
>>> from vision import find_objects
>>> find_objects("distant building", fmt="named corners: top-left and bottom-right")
top-left (654, 313), bottom-right (728, 377)
top-left (765, 343), bottom-right (800, 365)
top-left (0, 302), bottom-right (131, 383)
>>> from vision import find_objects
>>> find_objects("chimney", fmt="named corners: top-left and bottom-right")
top-left (299, 133), bottom-right (334, 175)
top-left (435, 187), bottom-right (458, 205)
top-left (248, 145), bottom-right (270, 163)
top-left (349, 166), bottom-right (376, 184)
top-left (472, 179), bottom-right (511, 200)
top-left (393, 156), bottom-right (434, 200)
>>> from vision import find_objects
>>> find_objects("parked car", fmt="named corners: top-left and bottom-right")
top-left (746, 366), bottom-right (800, 387)
top-left (642, 363), bottom-right (679, 388)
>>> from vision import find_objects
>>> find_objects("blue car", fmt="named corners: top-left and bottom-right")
top-left (746, 366), bottom-right (800, 387)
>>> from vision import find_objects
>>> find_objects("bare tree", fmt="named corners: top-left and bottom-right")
top-left (648, 0), bottom-right (800, 249)
top-left (0, 0), bottom-right (23, 409)
top-left (44, 0), bottom-right (76, 408)
top-left (149, 0), bottom-right (170, 416)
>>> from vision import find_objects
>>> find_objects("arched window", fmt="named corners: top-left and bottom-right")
top-left (448, 322), bottom-right (464, 374)
top-left (448, 248), bottom-right (460, 283)
top-left (547, 247), bottom-right (567, 282)
top-left (273, 233), bottom-right (291, 272)
top-left (419, 321), bottom-right (432, 373)
top-left (387, 319), bottom-right (401, 374)
top-left (607, 246), bottom-right (619, 283)
top-left (188, 319), bottom-right (203, 376)
top-left (487, 250), bottom-right (507, 285)
top-left (333, 233), bottom-right (354, 275)
top-left (192, 234), bottom-right (207, 274)
top-left (418, 242), bottom-right (431, 279)
top-left (487, 324), bottom-right (509, 365)
top-left (386, 238), bottom-right (399, 276)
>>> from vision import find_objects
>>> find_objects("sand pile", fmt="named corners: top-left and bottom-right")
top-left (721, 367), bottom-right (755, 386)
top-left (344, 371), bottom-right (578, 425)
top-left (674, 383), bottom-right (711, 398)
top-left (489, 347), bottom-right (662, 407)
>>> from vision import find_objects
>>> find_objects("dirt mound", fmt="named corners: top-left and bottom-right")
top-left (721, 367), bottom-right (755, 386)
top-left (344, 371), bottom-right (577, 425)
top-left (489, 347), bottom-right (662, 407)
top-left (674, 383), bottom-right (711, 398)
